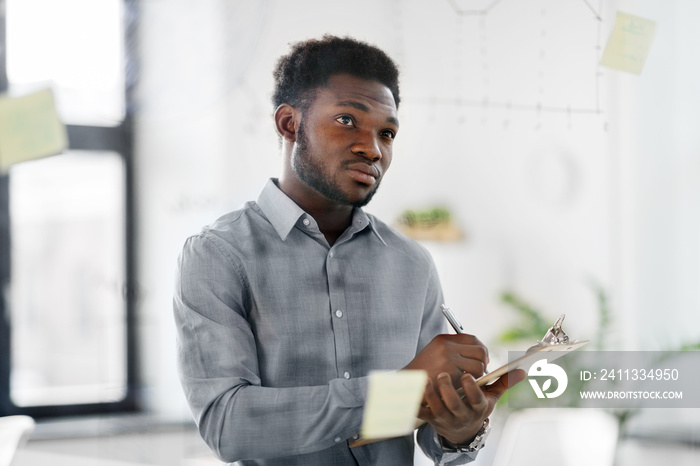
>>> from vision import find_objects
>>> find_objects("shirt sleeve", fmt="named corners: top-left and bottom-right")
top-left (413, 252), bottom-right (479, 465)
top-left (417, 425), bottom-right (479, 465)
top-left (173, 234), bottom-right (368, 462)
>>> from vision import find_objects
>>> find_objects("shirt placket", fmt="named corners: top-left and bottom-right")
top-left (326, 244), bottom-right (354, 381)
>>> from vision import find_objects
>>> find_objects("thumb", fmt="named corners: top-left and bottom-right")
top-left (483, 369), bottom-right (527, 399)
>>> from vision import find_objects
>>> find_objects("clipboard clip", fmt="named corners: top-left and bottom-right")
top-left (527, 314), bottom-right (570, 352)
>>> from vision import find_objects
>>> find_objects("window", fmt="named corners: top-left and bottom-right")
top-left (6, 0), bottom-right (126, 126)
top-left (0, 0), bottom-right (137, 417)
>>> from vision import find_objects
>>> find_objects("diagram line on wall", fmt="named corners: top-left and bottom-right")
top-left (447, 0), bottom-right (505, 16)
top-left (444, 0), bottom-right (606, 118)
top-left (405, 97), bottom-right (602, 115)
top-left (580, 0), bottom-right (603, 21)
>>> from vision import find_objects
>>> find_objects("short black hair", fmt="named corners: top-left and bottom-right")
top-left (272, 35), bottom-right (400, 112)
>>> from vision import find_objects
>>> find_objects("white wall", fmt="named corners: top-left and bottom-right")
top-left (610, 0), bottom-right (700, 350)
top-left (134, 0), bottom-right (700, 422)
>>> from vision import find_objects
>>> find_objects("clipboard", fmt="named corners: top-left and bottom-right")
top-left (350, 314), bottom-right (588, 448)
top-left (475, 338), bottom-right (589, 387)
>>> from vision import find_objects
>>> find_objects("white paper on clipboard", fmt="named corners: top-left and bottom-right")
top-left (476, 339), bottom-right (590, 386)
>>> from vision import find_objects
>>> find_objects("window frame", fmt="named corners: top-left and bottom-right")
top-left (0, 0), bottom-right (139, 418)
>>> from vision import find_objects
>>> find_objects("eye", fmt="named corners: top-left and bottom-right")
top-left (381, 129), bottom-right (396, 140)
top-left (336, 115), bottom-right (354, 126)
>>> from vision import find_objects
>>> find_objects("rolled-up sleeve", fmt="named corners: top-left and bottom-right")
top-left (173, 235), bottom-right (367, 462)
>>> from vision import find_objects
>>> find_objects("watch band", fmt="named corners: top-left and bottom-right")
top-left (439, 418), bottom-right (491, 453)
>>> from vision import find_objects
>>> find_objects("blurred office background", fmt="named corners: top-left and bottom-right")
top-left (1, 0), bottom-right (699, 464)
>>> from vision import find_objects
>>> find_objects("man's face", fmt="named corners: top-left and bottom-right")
top-left (290, 73), bottom-right (399, 207)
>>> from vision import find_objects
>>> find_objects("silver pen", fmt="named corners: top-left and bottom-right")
top-left (440, 304), bottom-right (465, 334)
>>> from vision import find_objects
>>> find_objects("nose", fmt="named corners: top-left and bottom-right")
top-left (351, 130), bottom-right (382, 161)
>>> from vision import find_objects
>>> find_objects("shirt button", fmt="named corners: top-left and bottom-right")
top-left (302, 218), bottom-right (310, 226)
top-left (334, 437), bottom-right (342, 443)
top-left (344, 372), bottom-right (351, 379)
top-left (353, 434), bottom-right (359, 440)
top-left (329, 251), bottom-right (334, 258)
top-left (335, 310), bottom-right (343, 318)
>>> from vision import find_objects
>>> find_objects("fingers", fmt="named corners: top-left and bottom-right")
top-left (418, 368), bottom-right (527, 446)
top-left (460, 373), bottom-right (490, 415)
top-left (406, 334), bottom-right (491, 391)
top-left (422, 372), bottom-right (487, 420)
top-left (456, 342), bottom-right (489, 366)
top-left (420, 372), bottom-right (489, 444)
top-left (438, 373), bottom-right (472, 415)
top-left (418, 377), bottom-right (441, 421)
top-left (483, 369), bottom-right (527, 399)
top-left (455, 359), bottom-right (488, 379)
top-left (436, 334), bottom-right (489, 381)
top-left (449, 334), bottom-right (489, 367)
top-left (509, 368), bottom-right (527, 384)
top-left (429, 368), bottom-right (527, 418)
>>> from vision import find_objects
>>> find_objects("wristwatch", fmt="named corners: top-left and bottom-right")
top-left (439, 418), bottom-right (491, 453)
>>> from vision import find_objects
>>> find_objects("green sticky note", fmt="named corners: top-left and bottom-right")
top-left (600, 11), bottom-right (657, 75)
top-left (0, 88), bottom-right (68, 172)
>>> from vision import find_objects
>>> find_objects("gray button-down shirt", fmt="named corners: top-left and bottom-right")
top-left (174, 179), bottom-right (477, 465)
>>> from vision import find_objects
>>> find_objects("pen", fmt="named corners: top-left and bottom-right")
top-left (441, 304), bottom-right (489, 379)
top-left (440, 304), bottom-right (465, 334)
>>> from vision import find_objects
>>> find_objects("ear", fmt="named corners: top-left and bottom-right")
top-left (274, 104), bottom-right (299, 143)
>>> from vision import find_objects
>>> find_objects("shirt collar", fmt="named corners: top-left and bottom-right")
top-left (350, 208), bottom-right (387, 246)
top-left (257, 178), bottom-right (387, 246)
top-left (256, 179), bottom-right (307, 241)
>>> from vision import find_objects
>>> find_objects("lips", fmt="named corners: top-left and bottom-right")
top-left (345, 162), bottom-right (380, 185)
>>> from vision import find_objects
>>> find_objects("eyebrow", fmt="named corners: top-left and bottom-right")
top-left (336, 100), bottom-right (399, 127)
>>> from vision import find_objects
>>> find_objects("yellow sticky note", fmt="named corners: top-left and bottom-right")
top-left (361, 370), bottom-right (427, 440)
top-left (0, 88), bottom-right (68, 172)
top-left (600, 11), bottom-right (657, 75)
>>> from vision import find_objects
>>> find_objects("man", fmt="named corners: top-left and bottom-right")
top-left (174, 35), bottom-right (524, 465)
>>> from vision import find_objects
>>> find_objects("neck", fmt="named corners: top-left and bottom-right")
top-left (277, 177), bottom-right (355, 246)
top-left (309, 204), bottom-right (354, 246)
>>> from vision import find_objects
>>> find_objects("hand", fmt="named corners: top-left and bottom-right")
top-left (403, 334), bottom-right (489, 386)
top-left (418, 369), bottom-right (526, 445)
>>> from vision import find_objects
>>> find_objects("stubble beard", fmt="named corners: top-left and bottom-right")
top-left (292, 120), bottom-right (380, 208)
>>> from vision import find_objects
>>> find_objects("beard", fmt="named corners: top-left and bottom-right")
top-left (291, 120), bottom-right (381, 208)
